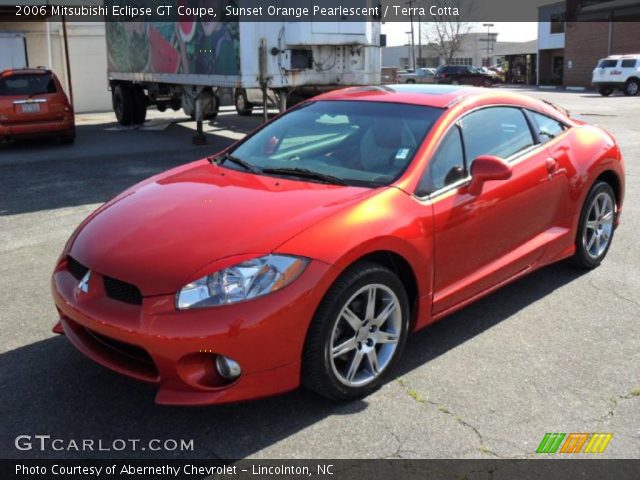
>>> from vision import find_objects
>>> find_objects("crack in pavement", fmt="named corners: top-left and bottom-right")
top-left (598, 389), bottom-right (640, 425)
top-left (588, 280), bottom-right (640, 309)
top-left (395, 378), bottom-right (505, 459)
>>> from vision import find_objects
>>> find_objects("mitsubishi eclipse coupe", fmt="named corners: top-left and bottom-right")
top-left (51, 85), bottom-right (624, 405)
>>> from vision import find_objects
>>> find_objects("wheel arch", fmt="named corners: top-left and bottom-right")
top-left (326, 249), bottom-right (422, 331)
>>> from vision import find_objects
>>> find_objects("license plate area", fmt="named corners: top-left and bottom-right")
top-left (21, 103), bottom-right (41, 113)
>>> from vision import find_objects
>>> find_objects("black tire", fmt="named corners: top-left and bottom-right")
top-left (112, 84), bottom-right (135, 126)
top-left (572, 181), bottom-right (617, 269)
top-left (204, 93), bottom-right (219, 120)
top-left (131, 85), bottom-right (147, 125)
top-left (599, 87), bottom-right (614, 97)
top-left (451, 79), bottom-right (460, 85)
top-left (235, 89), bottom-right (253, 116)
top-left (302, 261), bottom-right (410, 401)
top-left (483, 78), bottom-right (492, 88)
top-left (406, 79), bottom-right (416, 84)
top-left (623, 78), bottom-right (639, 96)
top-left (59, 132), bottom-right (75, 145)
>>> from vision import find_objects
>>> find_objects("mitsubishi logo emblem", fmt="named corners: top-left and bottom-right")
top-left (77, 271), bottom-right (91, 294)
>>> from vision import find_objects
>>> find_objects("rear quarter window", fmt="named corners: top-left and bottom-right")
top-left (621, 59), bottom-right (637, 68)
top-left (0, 74), bottom-right (57, 96)
top-left (528, 111), bottom-right (566, 144)
top-left (598, 59), bottom-right (618, 68)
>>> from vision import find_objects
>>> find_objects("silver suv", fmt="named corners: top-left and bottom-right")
top-left (592, 54), bottom-right (640, 96)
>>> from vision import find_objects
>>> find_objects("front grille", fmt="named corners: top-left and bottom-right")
top-left (103, 275), bottom-right (142, 305)
top-left (85, 328), bottom-right (155, 366)
top-left (67, 256), bottom-right (89, 280)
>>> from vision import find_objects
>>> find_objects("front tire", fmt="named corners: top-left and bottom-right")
top-left (302, 261), bottom-right (410, 401)
top-left (572, 181), bottom-right (616, 269)
top-left (623, 78), bottom-right (639, 96)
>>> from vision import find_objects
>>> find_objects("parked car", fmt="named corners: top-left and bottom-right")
top-left (0, 68), bottom-right (75, 143)
top-left (435, 65), bottom-right (497, 87)
top-left (592, 54), bottom-right (640, 96)
top-left (52, 84), bottom-right (624, 405)
top-left (397, 67), bottom-right (436, 84)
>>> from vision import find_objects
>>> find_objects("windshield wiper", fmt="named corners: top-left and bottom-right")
top-left (211, 153), bottom-right (261, 173)
top-left (261, 167), bottom-right (348, 186)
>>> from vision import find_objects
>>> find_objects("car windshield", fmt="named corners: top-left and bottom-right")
top-left (227, 100), bottom-right (443, 187)
top-left (0, 73), bottom-right (57, 96)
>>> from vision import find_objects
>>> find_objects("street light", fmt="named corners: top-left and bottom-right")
top-left (482, 23), bottom-right (494, 67)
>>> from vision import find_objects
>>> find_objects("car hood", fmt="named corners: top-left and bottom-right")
top-left (69, 160), bottom-right (374, 296)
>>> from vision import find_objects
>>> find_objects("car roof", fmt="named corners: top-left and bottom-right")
top-left (602, 54), bottom-right (640, 60)
top-left (313, 84), bottom-right (508, 109)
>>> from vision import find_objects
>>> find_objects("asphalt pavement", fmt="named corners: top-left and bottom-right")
top-left (0, 90), bottom-right (638, 459)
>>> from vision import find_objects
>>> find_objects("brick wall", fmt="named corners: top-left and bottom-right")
top-left (564, 22), bottom-right (609, 86)
top-left (564, 21), bottom-right (640, 87)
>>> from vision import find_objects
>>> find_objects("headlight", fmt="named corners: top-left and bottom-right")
top-left (176, 254), bottom-right (308, 309)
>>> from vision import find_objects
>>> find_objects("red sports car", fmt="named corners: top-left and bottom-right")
top-left (51, 85), bottom-right (624, 405)
top-left (0, 68), bottom-right (75, 144)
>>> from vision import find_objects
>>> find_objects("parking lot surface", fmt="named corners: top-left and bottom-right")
top-left (0, 88), bottom-right (638, 459)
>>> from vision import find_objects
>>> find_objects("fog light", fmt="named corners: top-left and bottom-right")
top-left (216, 355), bottom-right (241, 380)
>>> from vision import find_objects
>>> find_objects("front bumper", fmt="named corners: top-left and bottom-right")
top-left (51, 258), bottom-right (334, 405)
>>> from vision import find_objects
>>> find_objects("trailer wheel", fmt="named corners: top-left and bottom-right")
top-left (131, 85), bottom-right (147, 125)
top-left (235, 89), bottom-right (253, 116)
top-left (204, 93), bottom-right (219, 120)
top-left (112, 85), bottom-right (135, 126)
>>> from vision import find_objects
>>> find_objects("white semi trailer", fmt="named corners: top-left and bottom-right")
top-left (106, 20), bottom-right (382, 127)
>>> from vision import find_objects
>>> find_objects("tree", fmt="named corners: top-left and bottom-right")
top-left (420, 0), bottom-right (473, 65)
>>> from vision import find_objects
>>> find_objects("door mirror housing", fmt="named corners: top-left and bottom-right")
top-left (468, 155), bottom-right (512, 196)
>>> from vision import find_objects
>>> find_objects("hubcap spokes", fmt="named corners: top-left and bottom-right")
top-left (330, 284), bottom-right (402, 387)
top-left (583, 192), bottom-right (614, 259)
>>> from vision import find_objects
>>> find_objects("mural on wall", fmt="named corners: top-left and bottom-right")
top-left (106, 1), bottom-right (240, 75)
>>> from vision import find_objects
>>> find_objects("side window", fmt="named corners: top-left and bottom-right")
top-left (621, 59), bottom-right (637, 68)
top-left (528, 111), bottom-right (566, 143)
top-left (461, 107), bottom-right (534, 161)
top-left (417, 126), bottom-right (465, 196)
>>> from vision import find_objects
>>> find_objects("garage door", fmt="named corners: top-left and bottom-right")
top-left (67, 32), bottom-right (111, 113)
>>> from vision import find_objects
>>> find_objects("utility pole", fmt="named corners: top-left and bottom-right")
top-left (405, 0), bottom-right (416, 70)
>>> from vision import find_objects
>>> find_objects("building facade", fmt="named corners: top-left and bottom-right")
top-left (382, 33), bottom-right (498, 70)
top-left (538, 0), bottom-right (640, 87)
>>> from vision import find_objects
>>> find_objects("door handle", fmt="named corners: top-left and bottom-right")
top-left (546, 157), bottom-right (558, 173)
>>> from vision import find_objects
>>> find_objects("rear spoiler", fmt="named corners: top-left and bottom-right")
top-left (542, 99), bottom-right (570, 118)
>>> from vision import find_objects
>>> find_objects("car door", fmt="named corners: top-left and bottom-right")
top-left (425, 106), bottom-right (564, 315)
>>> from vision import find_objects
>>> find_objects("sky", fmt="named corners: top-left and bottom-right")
top-left (382, 22), bottom-right (538, 46)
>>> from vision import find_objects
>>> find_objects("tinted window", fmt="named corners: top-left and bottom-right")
top-left (418, 126), bottom-right (465, 195)
top-left (621, 59), bottom-right (637, 68)
top-left (461, 107), bottom-right (534, 161)
top-left (598, 59), bottom-right (618, 68)
top-left (230, 101), bottom-right (443, 187)
top-left (529, 111), bottom-right (566, 143)
top-left (550, 13), bottom-right (565, 34)
top-left (0, 73), bottom-right (57, 96)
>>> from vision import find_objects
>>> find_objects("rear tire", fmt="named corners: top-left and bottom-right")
top-left (406, 79), bottom-right (416, 84)
top-left (623, 78), bottom-right (639, 96)
top-left (598, 87), bottom-right (613, 97)
top-left (112, 85), bottom-right (135, 126)
top-left (131, 85), bottom-right (147, 125)
top-left (234, 89), bottom-right (253, 116)
top-left (302, 261), bottom-right (410, 401)
top-left (572, 181), bottom-right (617, 269)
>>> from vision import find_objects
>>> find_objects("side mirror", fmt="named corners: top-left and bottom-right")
top-left (467, 155), bottom-right (512, 196)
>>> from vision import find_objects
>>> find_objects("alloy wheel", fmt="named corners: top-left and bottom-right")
top-left (329, 284), bottom-right (402, 387)
top-left (582, 191), bottom-right (615, 259)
